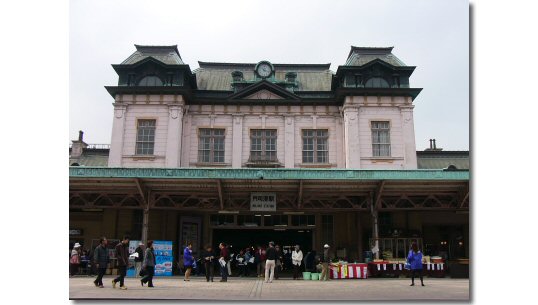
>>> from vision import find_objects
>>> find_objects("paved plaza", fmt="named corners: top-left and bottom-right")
top-left (69, 276), bottom-right (469, 301)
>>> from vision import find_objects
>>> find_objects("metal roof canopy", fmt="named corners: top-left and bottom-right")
top-left (70, 167), bottom-right (469, 212)
top-left (70, 167), bottom-right (468, 180)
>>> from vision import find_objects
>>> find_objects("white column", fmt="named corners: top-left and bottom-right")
top-left (400, 105), bottom-right (418, 169)
top-left (335, 117), bottom-right (344, 168)
top-left (232, 114), bottom-right (243, 168)
top-left (108, 103), bottom-right (127, 167)
top-left (284, 115), bottom-right (295, 168)
top-left (165, 104), bottom-right (185, 167)
top-left (343, 103), bottom-right (361, 168)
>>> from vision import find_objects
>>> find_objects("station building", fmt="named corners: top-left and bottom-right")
top-left (69, 45), bottom-right (469, 263)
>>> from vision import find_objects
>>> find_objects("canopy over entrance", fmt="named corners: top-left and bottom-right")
top-left (70, 168), bottom-right (470, 212)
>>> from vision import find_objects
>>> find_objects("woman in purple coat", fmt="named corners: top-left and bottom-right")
top-left (407, 242), bottom-right (425, 286)
top-left (183, 243), bottom-right (194, 281)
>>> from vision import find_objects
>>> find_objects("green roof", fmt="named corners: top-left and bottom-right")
top-left (70, 167), bottom-right (468, 181)
top-left (195, 62), bottom-right (333, 91)
top-left (345, 46), bottom-right (406, 67)
top-left (121, 45), bottom-right (184, 65)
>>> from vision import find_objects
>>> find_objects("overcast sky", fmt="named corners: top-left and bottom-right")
top-left (70, 0), bottom-right (468, 150)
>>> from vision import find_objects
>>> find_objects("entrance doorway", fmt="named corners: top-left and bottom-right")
top-left (212, 228), bottom-right (314, 252)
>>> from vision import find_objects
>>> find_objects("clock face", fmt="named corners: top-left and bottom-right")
top-left (257, 63), bottom-right (272, 78)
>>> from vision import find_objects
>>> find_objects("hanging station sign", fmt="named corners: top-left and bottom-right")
top-left (250, 192), bottom-right (277, 211)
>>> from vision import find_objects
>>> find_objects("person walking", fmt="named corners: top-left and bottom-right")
top-left (218, 243), bottom-right (229, 282)
top-left (292, 245), bottom-right (303, 280)
top-left (69, 243), bottom-right (81, 277)
top-left (93, 237), bottom-right (109, 288)
top-left (407, 242), bottom-right (425, 286)
top-left (319, 244), bottom-right (331, 281)
top-left (202, 244), bottom-right (215, 282)
top-left (183, 242), bottom-right (194, 281)
top-left (141, 240), bottom-right (156, 287)
top-left (264, 242), bottom-right (277, 283)
top-left (134, 242), bottom-right (144, 278)
top-left (112, 235), bottom-right (130, 290)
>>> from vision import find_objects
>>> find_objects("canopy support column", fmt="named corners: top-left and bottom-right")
top-left (370, 197), bottom-right (379, 259)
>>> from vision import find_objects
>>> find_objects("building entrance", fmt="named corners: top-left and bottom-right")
top-left (212, 228), bottom-right (314, 253)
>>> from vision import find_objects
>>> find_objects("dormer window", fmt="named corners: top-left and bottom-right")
top-left (167, 73), bottom-right (174, 86)
top-left (285, 72), bottom-right (297, 83)
top-left (127, 73), bottom-right (136, 86)
top-left (365, 77), bottom-right (390, 88)
top-left (138, 75), bottom-right (163, 86)
top-left (231, 71), bottom-right (244, 82)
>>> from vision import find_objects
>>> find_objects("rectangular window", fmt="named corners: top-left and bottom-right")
top-left (249, 129), bottom-right (277, 161)
top-left (371, 121), bottom-right (391, 157)
top-left (135, 119), bottom-right (156, 155)
top-left (302, 129), bottom-right (329, 163)
top-left (198, 128), bottom-right (225, 163)
top-left (291, 215), bottom-right (315, 226)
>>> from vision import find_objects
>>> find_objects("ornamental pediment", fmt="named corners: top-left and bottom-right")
top-left (227, 80), bottom-right (300, 101)
top-left (244, 89), bottom-right (285, 100)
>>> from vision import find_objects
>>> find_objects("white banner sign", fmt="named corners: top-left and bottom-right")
top-left (250, 192), bottom-right (277, 211)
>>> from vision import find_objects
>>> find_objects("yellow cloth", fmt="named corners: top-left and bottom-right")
top-left (342, 264), bottom-right (348, 277)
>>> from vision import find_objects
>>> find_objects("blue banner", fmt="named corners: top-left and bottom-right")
top-left (153, 240), bottom-right (173, 276)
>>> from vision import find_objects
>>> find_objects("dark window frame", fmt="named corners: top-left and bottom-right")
top-left (302, 129), bottom-right (329, 163)
top-left (371, 121), bottom-right (391, 157)
top-left (135, 119), bottom-right (156, 155)
top-left (249, 129), bottom-right (277, 162)
top-left (198, 128), bottom-right (226, 163)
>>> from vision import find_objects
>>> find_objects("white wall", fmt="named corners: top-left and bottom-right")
top-left (108, 94), bottom-right (417, 169)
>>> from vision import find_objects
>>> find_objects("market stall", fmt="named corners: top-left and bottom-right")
top-left (368, 257), bottom-right (446, 278)
top-left (329, 263), bottom-right (368, 279)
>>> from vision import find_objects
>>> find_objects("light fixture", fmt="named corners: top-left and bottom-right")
top-left (218, 210), bottom-right (239, 214)
top-left (264, 215), bottom-right (271, 217)
top-left (255, 215), bottom-right (262, 217)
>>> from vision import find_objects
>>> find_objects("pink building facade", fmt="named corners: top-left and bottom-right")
top-left (106, 45), bottom-right (422, 170)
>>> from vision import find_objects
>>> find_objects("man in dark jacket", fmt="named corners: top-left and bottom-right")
top-left (93, 237), bottom-right (109, 288)
top-left (112, 235), bottom-right (130, 289)
top-left (218, 243), bottom-right (229, 282)
top-left (202, 244), bottom-right (215, 282)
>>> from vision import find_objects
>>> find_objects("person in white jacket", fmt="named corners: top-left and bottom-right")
top-left (291, 245), bottom-right (303, 280)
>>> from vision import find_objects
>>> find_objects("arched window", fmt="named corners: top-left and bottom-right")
top-left (365, 77), bottom-right (390, 88)
top-left (138, 75), bottom-right (163, 86)
top-left (70, 162), bottom-right (80, 166)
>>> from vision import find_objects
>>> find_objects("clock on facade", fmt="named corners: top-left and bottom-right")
top-left (255, 61), bottom-right (273, 78)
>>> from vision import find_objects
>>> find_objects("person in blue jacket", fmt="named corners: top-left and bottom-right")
top-left (407, 242), bottom-right (425, 286)
top-left (183, 243), bottom-right (194, 281)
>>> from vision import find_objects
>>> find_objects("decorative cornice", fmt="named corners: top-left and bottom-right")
top-left (69, 167), bottom-right (469, 181)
